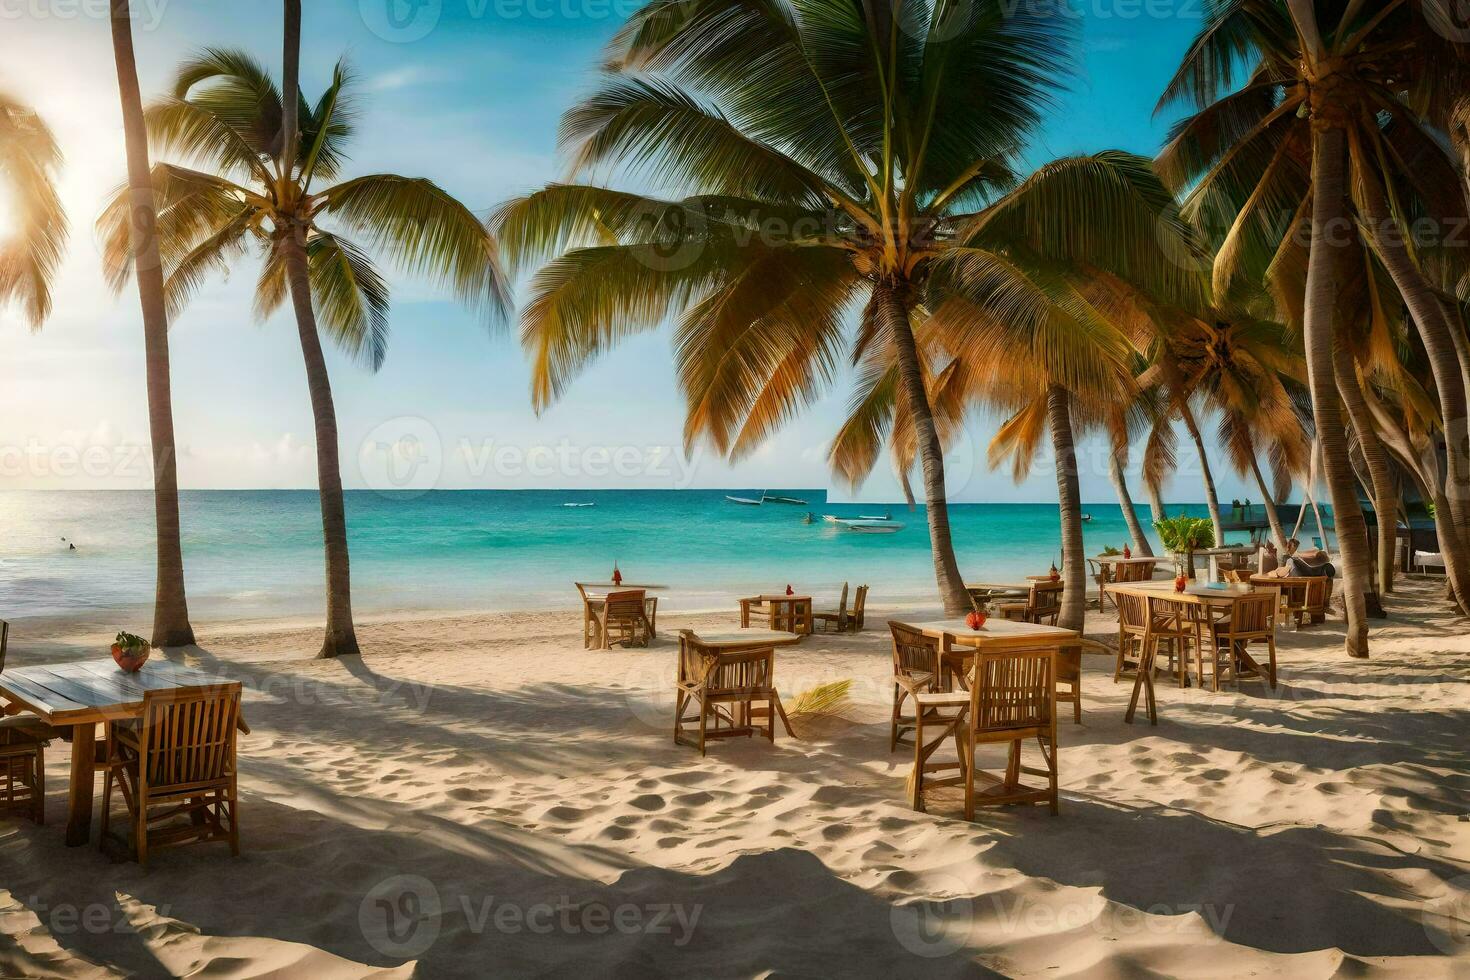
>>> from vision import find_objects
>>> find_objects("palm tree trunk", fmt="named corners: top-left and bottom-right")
top-left (1046, 385), bottom-right (1087, 631)
top-left (1334, 344), bottom-right (1397, 599)
top-left (1179, 404), bottom-right (1225, 546)
top-left (1357, 163), bottom-right (1470, 560)
top-left (1147, 483), bottom-right (1167, 526)
top-left (1247, 453), bottom-right (1287, 549)
top-left (279, 0), bottom-right (358, 658)
top-left (881, 285), bottom-right (969, 615)
top-left (1108, 453), bottom-right (1153, 556)
top-left (110, 0), bottom-right (194, 648)
top-left (1303, 125), bottom-right (1371, 657)
top-left (281, 235), bottom-right (360, 658)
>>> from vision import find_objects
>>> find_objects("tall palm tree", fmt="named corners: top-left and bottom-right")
top-left (99, 44), bottom-right (509, 657)
top-left (1158, 0), bottom-right (1468, 654)
top-left (495, 0), bottom-right (1200, 615)
top-left (108, 0), bottom-right (195, 647)
top-left (0, 93), bottom-right (65, 327)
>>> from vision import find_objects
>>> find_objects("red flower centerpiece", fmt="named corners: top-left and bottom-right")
top-left (110, 630), bottom-right (150, 673)
top-left (965, 608), bottom-right (987, 631)
top-left (1048, 563), bottom-right (1060, 582)
top-left (611, 563), bottom-right (622, 586)
top-left (1174, 571), bottom-right (1189, 593)
top-left (785, 584), bottom-right (794, 596)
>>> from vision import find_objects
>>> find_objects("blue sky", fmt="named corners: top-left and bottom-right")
top-left (0, 0), bottom-right (1250, 503)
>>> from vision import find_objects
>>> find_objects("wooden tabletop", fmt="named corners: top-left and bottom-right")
top-left (965, 582), bottom-right (1034, 593)
top-left (688, 629), bottom-right (805, 649)
top-left (1105, 580), bottom-right (1259, 605)
top-left (898, 618), bottom-right (1078, 648)
top-left (1093, 556), bottom-right (1161, 565)
top-left (0, 659), bottom-right (225, 726)
top-left (741, 594), bottom-right (811, 603)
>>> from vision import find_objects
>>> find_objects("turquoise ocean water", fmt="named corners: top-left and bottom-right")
top-left (0, 490), bottom-right (1225, 621)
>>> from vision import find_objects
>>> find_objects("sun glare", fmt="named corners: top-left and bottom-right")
top-left (0, 184), bottom-right (16, 243)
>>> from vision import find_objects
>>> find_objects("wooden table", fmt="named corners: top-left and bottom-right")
top-left (1176, 546), bottom-right (1257, 581)
top-left (0, 659), bottom-right (234, 846)
top-left (575, 582), bottom-right (666, 647)
top-left (1105, 580), bottom-right (1266, 722)
top-left (678, 629), bottom-right (803, 741)
top-left (739, 595), bottom-right (812, 635)
top-left (897, 618), bottom-right (1078, 689)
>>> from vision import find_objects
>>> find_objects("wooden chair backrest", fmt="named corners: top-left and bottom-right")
top-left (889, 621), bottom-right (939, 679)
top-left (1117, 561), bottom-right (1154, 583)
top-left (1115, 592), bottom-right (1149, 632)
top-left (967, 648), bottom-right (1055, 732)
top-left (1030, 581), bottom-right (1064, 620)
top-left (1304, 577), bottom-right (1331, 610)
top-left (835, 582), bottom-right (850, 622)
top-left (603, 589), bottom-right (647, 619)
top-left (1087, 559), bottom-right (1109, 584)
top-left (139, 684), bottom-right (242, 791)
top-left (677, 632), bottom-right (772, 693)
top-left (851, 585), bottom-right (869, 628)
top-left (1230, 592), bottom-right (1276, 634)
top-left (0, 619), bottom-right (8, 674)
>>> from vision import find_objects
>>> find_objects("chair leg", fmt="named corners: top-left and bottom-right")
top-left (697, 700), bottom-right (709, 757)
top-left (1267, 637), bottom-right (1278, 689)
top-left (908, 713), bottom-right (925, 812)
top-left (1072, 682), bottom-right (1082, 724)
top-left (890, 685), bottom-right (901, 752)
top-left (228, 780), bottom-right (240, 857)
top-left (100, 761), bottom-right (111, 843)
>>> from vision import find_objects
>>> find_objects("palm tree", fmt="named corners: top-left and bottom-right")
top-left (495, 0), bottom-right (1200, 615)
top-left (0, 93), bottom-right (65, 327)
top-left (108, 0), bottom-right (195, 647)
top-left (1157, 0), bottom-right (1469, 655)
top-left (99, 42), bottom-right (509, 657)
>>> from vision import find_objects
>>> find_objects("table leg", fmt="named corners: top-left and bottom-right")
top-left (65, 723), bottom-right (96, 847)
top-left (740, 601), bottom-right (751, 629)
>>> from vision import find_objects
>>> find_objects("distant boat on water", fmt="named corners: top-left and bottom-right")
top-left (725, 491), bottom-right (809, 506)
top-left (561, 502), bottom-right (596, 508)
top-left (826, 517), bottom-right (904, 533)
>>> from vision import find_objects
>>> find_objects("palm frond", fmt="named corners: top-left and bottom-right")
top-left (307, 231), bottom-right (390, 369)
top-left (0, 94), bottom-right (67, 327)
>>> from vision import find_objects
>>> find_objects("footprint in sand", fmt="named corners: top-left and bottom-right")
top-left (630, 793), bottom-right (666, 811)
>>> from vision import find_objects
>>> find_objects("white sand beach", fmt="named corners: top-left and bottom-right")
top-left (3, 579), bottom-right (1468, 978)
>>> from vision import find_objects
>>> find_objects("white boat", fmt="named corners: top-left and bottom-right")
top-left (824, 512), bottom-right (892, 523)
top-left (561, 502), bottom-right (596, 508)
top-left (1081, 513), bottom-right (1093, 522)
top-left (726, 495), bottom-right (763, 506)
top-left (858, 513), bottom-right (893, 521)
top-left (835, 518), bottom-right (904, 533)
top-left (761, 493), bottom-right (807, 505)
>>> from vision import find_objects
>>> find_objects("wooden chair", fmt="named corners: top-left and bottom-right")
top-left (1119, 595), bottom-right (1194, 725)
top-left (962, 646), bottom-right (1059, 818)
top-left (1116, 561), bottom-right (1156, 585)
top-left (674, 632), bottom-right (791, 755)
top-left (1088, 560), bottom-right (1113, 611)
top-left (812, 583), bottom-right (850, 634)
top-left (998, 581), bottom-right (1064, 625)
top-left (575, 584), bottom-right (602, 649)
top-left (0, 621), bottom-right (53, 825)
top-left (849, 585), bottom-right (868, 631)
top-left (1207, 591), bottom-right (1279, 690)
top-left (1252, 575), bottom-right (1329, 629)
top-left (889, 622), bottom-right (940, 750)
top-left (893, 628), bottom-right (970, 811)
top-left (101, 684), bottom-right (242, 868)
top-left (598, 590), bottom-right (652, 649)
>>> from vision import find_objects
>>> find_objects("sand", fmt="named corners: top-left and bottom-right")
top-left (2, 578), bottom-right (1469, 978)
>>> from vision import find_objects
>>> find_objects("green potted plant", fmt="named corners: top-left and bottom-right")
top-left (110, 630), bottom-right (151, 673)
top-left (1153, 516), bottom-right (1214, 582)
